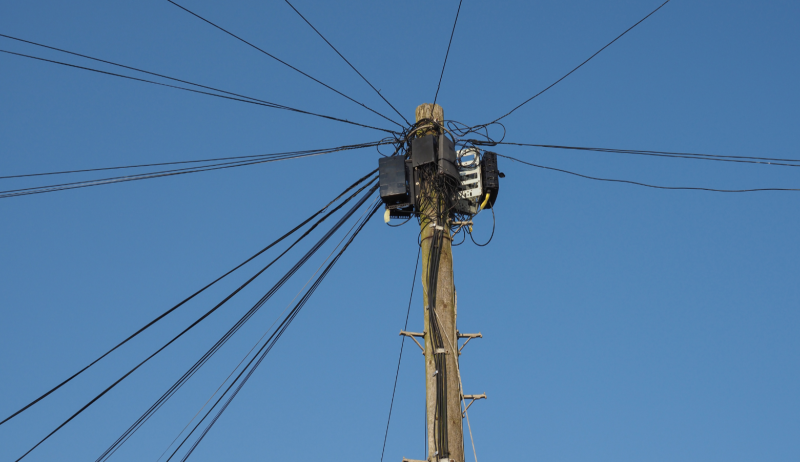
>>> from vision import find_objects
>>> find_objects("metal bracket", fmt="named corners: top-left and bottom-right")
top-left (462, 393), bottom-right (487, 417)
top-left (450, 220), bottom-right (473, 239)
top-left (399, 330), bottom-right (425, 354)
top-left (457, 331), bottom-right (482, 355)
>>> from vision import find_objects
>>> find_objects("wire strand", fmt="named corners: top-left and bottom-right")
top-left (0, 33), bottom-right (297, 111)
top-left (380, 247), bottom-right (421, 462)
top-left (432, 0), bottom-right (464, 106)
top-left (0, 141), bottom-right (388, 181)
top-left (92, 180), bottom-right (379, 462)
top-left (164, 1), bottom-right (403, 128)
top-left (282, 0), bottom-right (411, 126)
top-left (177, 200), bottom-right (382, 462)
top-left (0, 49), bottom-right (397, 134)
top-left (498, 153), bottom-right (800, 193)
top-left (0, 168), bottom-right (377, 429)
top-left (0, 142), bottom-right (384, 199)
top-left (156, 197), bottom-right (376, 462)
top-left (11, 180), bottom-right (379, 462)
top-left (486, 141), bottom-right (800, 167)
top-left (489, 0), bottom-right (672, 124)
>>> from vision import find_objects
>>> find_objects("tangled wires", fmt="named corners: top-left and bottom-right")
top-left (381, 117), bottom-right (502, 247)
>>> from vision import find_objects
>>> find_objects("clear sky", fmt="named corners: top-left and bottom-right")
top-left (0, 1), bottom-right (798, 461)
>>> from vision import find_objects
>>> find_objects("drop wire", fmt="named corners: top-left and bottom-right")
top-left (282, 0), bottom-right (411, 126)
top-left (498, 153), bottom-right (800, 192)
top-left (0, 49), bottom-right (396, 134)
top-left (164, 1), bottom-right (402, 128)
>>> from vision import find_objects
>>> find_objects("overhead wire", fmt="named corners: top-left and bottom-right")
top-left (156, 195), bottom-right (376, 462)
top-left (0, 142), bottom-right (385, 199)
top-left (12, 176), bottom-right (378, 462)
top-left (0, 167), bottom-right (377, 429)
top-left (92, 179), bottom-right (379, 462)
top-left (379, 247), bottom-right (421, 462)
top-left (0, 143), bottom-right (384, 181)
top-left (0, 49), bottom-right (396, 134)
top-left (485, 141), bottom-right (800, 168)
top-left (488, 0), bottom-right (672, 124)
top-left (282, 0), bottom-right (411, 127)
top-left (164, 196), bottom-right (379, 462)
top-left (432, 0), bottom-right (464, 106)
top-left (0, 33), bottom-right (299, 114)
top-left (100, 190), bottom-right (380, 462)
top-left (0, 156), bottom-right (292, 198)
top-left (164, 1), bottom-right (402, 129)
top-left (175, 200), bottom-right (383, 462)
top-left (498, 153), bottom-right (800, 192)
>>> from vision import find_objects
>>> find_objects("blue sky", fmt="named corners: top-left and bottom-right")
top-left (0, 1), bottom-right (798, 461)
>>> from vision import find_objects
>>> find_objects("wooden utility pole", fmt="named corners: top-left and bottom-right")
top-left (416, 103), bottom-right (464, 462)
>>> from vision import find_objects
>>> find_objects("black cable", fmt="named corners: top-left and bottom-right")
top-left (175, 201), bottom-right (382, 462)
top-left (94, 182), bottom-right (379, 462)
top-left (0, 168), bottom-right (377, 429)
top-left (0, 153), bottom-right (298, 180)
top-left (0, 155), bottom-right (291, 197)
top-left (498, 153), bottom-right (800, 193)
top-left (282, 0), bottom-right (411, 127)
top-left (451, 227), bottom-right (467, 247)
top-left (12, 178), bottom-right (378, 462)
top-left (416, 163), bottom-right (452, 458)
top-left (386, 215), bottom-right (414, 227)
top-left (432, 0), bottom-right (464, 106)
top-left (380, 247), bottom-right (421, 462)
top-left (489, 0), bottom-right (672, 124)
top-left (487, 141), bottom-right (800, 167)
top-left (0, 49), bottom-right (397, 134)
top-left (155, 196), bottom-right (375, 462)
top-left (469, 207), bottom-right (495, 247)
top-left (0, 141), bottom-right (387, 181)
top-left (0, 142), bottom-right (383, 199)
top-left (164, 1), bottom-right (402, 129)
top-left (0, 33), bottom-right (296, 112)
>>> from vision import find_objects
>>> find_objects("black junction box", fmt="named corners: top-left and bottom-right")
top-left (379, 156), bottom-right (409, 205)
top-left (437, 134), bottom-right (459, 182)
top-left (411, 135), bottom-right (436, 168)
top-left (481, 151), bottom-right (500, 208)
top-left (411, 134), bottom-right (459, 183)
top-left (406, 158), bottom-right (419, 209)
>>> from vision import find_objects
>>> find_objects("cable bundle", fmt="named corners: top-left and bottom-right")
top-left (5, 171), bottom-right (382, 461)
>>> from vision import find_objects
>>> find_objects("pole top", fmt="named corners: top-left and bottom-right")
top-left (415, 103), bottom-right (444, 124)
